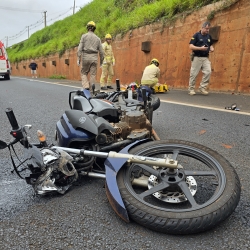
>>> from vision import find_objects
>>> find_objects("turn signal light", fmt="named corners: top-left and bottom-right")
top-left (37, 130), bottom-right (46, 142)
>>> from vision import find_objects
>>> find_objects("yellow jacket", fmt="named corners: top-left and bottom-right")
top-left (141, 64), bottom-right (160, 85)
top-left (102, 41), bottom-right (115, 64)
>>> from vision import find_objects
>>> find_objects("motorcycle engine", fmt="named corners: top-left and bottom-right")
top-left (112, 110), bottom-right (152, 140)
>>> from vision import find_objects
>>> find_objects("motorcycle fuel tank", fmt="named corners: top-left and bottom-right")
top-left (56, 112), bottom-right (95, 147)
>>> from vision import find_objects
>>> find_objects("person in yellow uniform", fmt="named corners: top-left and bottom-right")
top-left (141, 59), bottom-right (160, 88)
top-left (100, 34), bottom-right (115, 90)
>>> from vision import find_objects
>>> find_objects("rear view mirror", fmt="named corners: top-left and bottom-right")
top-left (0, 140), bottom-right (8, 149)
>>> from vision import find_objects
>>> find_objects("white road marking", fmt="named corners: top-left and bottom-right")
top-left (14, 76), bottom-right (81, 89)
top-left (160, 100), bottom-right (250, 116)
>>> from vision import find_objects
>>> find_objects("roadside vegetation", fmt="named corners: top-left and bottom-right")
top-left (7, 0), bottom-right (237, 63)
top-left (49, 74), bottom-right (67, 79)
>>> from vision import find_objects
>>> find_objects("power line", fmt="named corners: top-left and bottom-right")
top-left (7, 8), bottom-right (73, 44)
top-left (48, 8), bottom-right (73, 17)
top-left (8, 18), bottom-right (44, 40)
top-left (29, 21), bottom-right (44, 31)
top-left (5, 4), bottom-right (86, 46)
top-left (46, 8), bottom-right (73, 24)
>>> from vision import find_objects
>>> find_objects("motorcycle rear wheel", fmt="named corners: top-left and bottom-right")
top-left (149, 95), bottom-right (160, 111)
top-left (117, 140), bottom-right (241, 234)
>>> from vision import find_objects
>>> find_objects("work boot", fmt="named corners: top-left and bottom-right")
top-left (101, 86), bottom-right (108, 90)
top-left (199, 88), bottom-right (209, 95)
top-left (107, 86), bottom-right (113, 89)
top-left (188, 90), bottom-right (196, 96)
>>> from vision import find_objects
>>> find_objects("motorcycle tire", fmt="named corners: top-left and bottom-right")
top-left (149, 95), bottom-right (160, 111)
top-left (117, 140), bottom-right (241, 234)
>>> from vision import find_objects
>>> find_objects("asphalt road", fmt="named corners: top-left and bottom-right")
top-left (0, 77), bottom-right (250, 250)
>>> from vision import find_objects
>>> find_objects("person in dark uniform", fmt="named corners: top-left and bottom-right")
top-left (188, 21), bottom-right (214, 95)
top-left (29, 59), bottom-right (38, 78)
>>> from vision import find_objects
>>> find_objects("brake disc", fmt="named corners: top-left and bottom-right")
top-left (148, 175), bottom-right (197, 203)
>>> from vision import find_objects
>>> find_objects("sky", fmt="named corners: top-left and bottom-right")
top-left (0, 0), bottom-right (91, 47)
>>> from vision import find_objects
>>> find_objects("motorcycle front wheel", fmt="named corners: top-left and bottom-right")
top-left (117, 140), bottom-right (241, 234)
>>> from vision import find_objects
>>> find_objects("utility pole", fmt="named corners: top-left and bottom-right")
top-left (73, 0), bottom-right (76, 14)
top-left (44, 11), bottom-right (47, 27)
top-left (6, 36), bottom-right (8, 48)
top-left (27, 26), bottom-right (29, 38)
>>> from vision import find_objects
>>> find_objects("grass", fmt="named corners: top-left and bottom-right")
top-left (49, 74), bottom-right (66, 79)
top-left (7, 0), bottom-right (236, 63)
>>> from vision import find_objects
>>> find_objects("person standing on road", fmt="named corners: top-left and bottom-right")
top-left (141, 58), bottom-right (160, 88)
top-left (77, 21), bottom-right (104, 90)
top-left (100, 34), bottom-right (115, 90)
top-left (188, 21), bottom-right (214, 96)
top-left (29, 59), bottom-right (38, 78)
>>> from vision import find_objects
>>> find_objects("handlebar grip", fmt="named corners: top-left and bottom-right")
top-left (5, 108), bottom-right (19, 130)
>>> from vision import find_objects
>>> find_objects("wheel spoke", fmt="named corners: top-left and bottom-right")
top-left (135, 164), bottom-right (159, 177)
top-left (184, 170), bottom-right (216, 176)
top-left (139, 182), bottom-right (169, 199)
top-left (178, 181), bottom-right (198, 208)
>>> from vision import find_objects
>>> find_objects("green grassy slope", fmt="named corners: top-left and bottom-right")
top-left (7, 0), bottom-right (224, 62)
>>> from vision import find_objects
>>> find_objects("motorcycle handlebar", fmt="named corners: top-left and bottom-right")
top-left (5, 108), bottom-right (19, 130)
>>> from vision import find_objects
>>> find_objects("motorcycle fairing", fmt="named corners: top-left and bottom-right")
top-left (56, 113), bottom-right (95, 147)
top-left (90, 99), bottom-right (119, 118)
top-left (72, 94), bottom-right (119, 118)
top-left (73, 96), bottom-right (93, 113)
top-left (65, 110), bottom-right (115, 135)
top-left (104, 139), bottom-right (151, 222)
top-left (57, 110), bottom-right (116, 147)
top-left (89, 114), bottom-right (116, 134)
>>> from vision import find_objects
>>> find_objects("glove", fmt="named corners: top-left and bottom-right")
top-left (77, 60), bottom-right (80, 66)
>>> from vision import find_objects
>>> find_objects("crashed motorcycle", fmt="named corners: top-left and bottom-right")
top-left (1, 108), bottom-right (241, 234)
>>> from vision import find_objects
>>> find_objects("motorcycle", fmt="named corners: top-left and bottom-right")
top-left (0, 108), bottom-right (241, 234)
